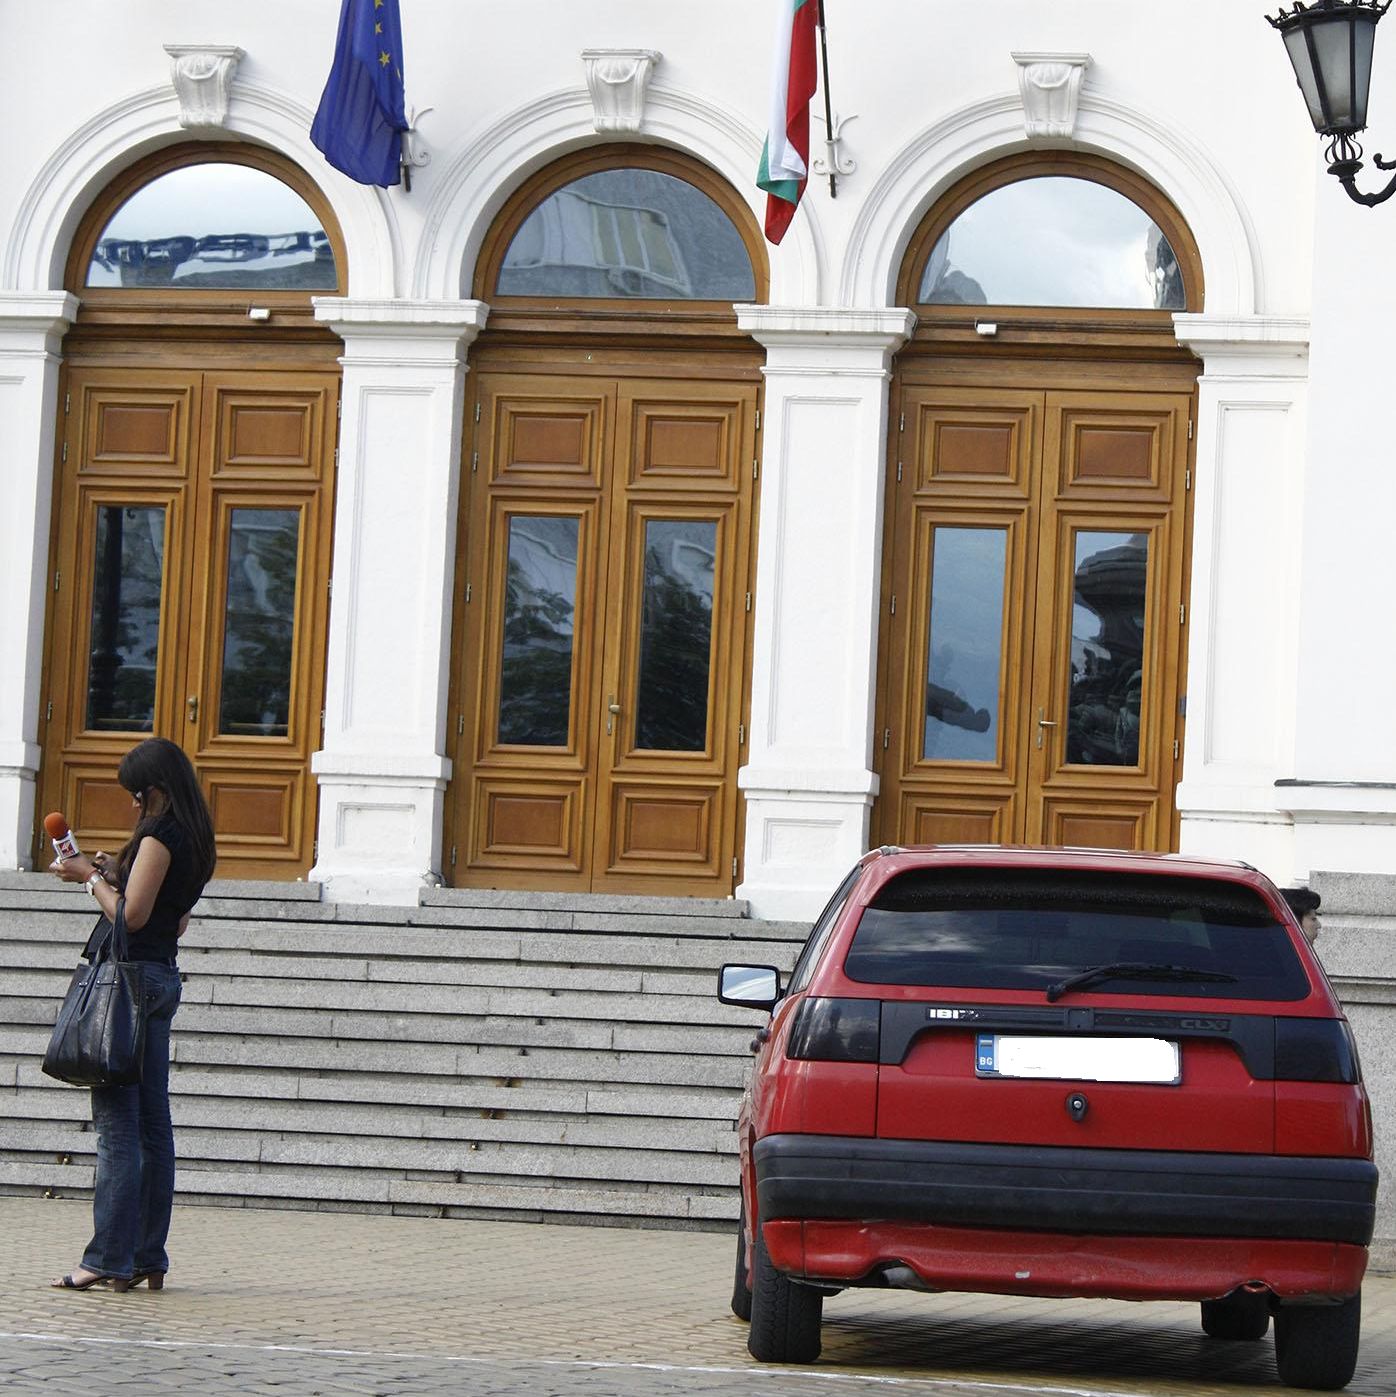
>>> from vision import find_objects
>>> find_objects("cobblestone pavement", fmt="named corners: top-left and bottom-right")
top-left (3, 1199), bottom-right (1393, 1396)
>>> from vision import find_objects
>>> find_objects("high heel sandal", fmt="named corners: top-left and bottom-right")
top-left (128, 1270), bottom-right (164, 1290)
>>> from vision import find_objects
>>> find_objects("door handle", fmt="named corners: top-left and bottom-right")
top-left (1036, 706), bottom-right (1057, 750)
top-left (606, 694), bottom-right (620, 735)
top-left (187, 694), bottom-right (199, 724)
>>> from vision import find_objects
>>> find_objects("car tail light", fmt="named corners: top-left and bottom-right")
top-left (1274, 1018), bottom-right (1361, 1084)
top-left (787, 997), bottom-right (880, 1062)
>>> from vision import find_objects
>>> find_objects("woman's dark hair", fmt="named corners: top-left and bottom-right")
top-left (1280, 886), bottom-right (1321, 920)
top-left (114, 737), bottom-right (217, 888)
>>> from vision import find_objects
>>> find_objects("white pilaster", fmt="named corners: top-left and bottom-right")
top-left (310, 298), bottom-right (488, 904)
top-left (734, 306), bottom-right (916, 922)
top-left (1171, 313), bottom-right (1310, 882)
top-left (0, 293), bottom-right (79, 871)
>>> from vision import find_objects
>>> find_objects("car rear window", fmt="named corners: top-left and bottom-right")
top-left (843, 869), bottom-right (1311, 1001)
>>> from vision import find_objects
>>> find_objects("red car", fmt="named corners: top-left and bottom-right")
top-left (720, 847), bottom-right (1377, 1390)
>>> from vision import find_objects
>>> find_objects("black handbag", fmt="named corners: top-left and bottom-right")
top-left (41, 900), bottom-right (148, 1087)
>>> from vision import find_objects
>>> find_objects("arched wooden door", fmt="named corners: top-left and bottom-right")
top-left (445, 149), bottom-right (767, 895)
top-left (36, 146), bottom-right (345, 878)
top-left (875, 156), bottom-right (1203, 853)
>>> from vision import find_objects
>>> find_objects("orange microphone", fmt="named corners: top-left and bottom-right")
top-left (43, 811), bottom-right (81, 861)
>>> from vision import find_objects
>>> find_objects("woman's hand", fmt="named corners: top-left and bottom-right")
top-left (48, 854), bottom-right (97, 885)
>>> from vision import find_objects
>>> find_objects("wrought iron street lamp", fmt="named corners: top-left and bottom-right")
top-left (1269, 0), bottom-right (1396, 205)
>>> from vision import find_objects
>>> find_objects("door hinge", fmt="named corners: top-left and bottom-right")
top-left (465, 582), bottom-right (472, 603)
top-left (745, 591), bottom-right (752, 613)
top-left (1185, 465), bottom-right (1192, 491)
top-left (738, 723), bottom-right (745, 745)
top-left (896, 461), bottom-right (903, 483)
top-left (889, 594), bottom-right (897, 616)
top-left (1173, 738), bottom-right (1181, 760)
top-left (313, 839), bottom-right (318, 860)
top-left (45, 700), bottom-right (52, 722)
top-left (333, 447), bottom-right (339, 467)
top-left (474, 401), bottom-right (481, 423)
top-left (60, 441), bottom-right (67, 463)
top-left (450, 844), bottom-right (457, 867)
top-left (883, 727), bottom-right (891, 750)
top-left (471, 450), bottom-right (478, 473)
top-left (457, 713), bottom-right (465, 736)
top-left (1179, 603), bottom-right (1186, 625)
top-left (327, 577), bottom-right (333, 598)
top-left (1188, 418), bottom-right (1194, 440)
top-left (754, 408), bottom-right (761, 431)
top-left (336, 397), bottom-right (342, 421)
top-left (732, 856), bottom-right (739, 879)
top-left (52, 569), bottom-right (60, 592)
top-left (752, 457), bottom-right (759, 480)
top-left (319, 709), bottom-right (325, 735)
top-left (898, 411), bottom-right (905, 433)
top-left (63, 392), bottom-right (70, 415)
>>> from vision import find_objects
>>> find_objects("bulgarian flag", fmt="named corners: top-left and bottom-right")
top-left (757, 0), bottom-right (819, 245)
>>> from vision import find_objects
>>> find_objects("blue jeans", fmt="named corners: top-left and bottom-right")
top-left (82, 962), bottom-right (182, 1280)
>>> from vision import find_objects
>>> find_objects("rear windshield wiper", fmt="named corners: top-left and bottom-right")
top-left (1046, 962), bottom-right (1239, 1003)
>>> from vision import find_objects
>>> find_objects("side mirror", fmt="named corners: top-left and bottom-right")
top-left (718, 963), bottom-right (781, 1010)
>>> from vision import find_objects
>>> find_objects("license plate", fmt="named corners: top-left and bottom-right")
top-left (975, 1034), bottom-right (1180, 1084)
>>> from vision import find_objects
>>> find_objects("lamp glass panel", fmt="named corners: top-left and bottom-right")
top-left (1312, 17), bottom-right (1364, 128)
top-left (1354, 17), bottom-right (1378, 128)
top-left (1283, 26), bottom-right (1330, 128)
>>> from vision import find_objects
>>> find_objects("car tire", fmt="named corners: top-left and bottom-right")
top-left (1273, 1293), bottom-right (1361, 1391)
top-left (747, 1216), bottom-right (822, 1363)
top-left (731, 1201), bottom-right (752, 1321)
top-left (1201, 1291), bottom-right (1270, 1341)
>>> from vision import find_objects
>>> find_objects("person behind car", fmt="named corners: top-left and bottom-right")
top-left (1281, 886), bottom-right (1321, 947)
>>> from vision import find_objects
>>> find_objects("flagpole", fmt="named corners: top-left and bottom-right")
top-left (816, 0), bottom-right (837, 198)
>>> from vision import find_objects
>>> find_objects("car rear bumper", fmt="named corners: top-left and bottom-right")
top-left (753, 1134), bottom-right (1377, 1246)
top-left (761, 1217), bottom-right (1370, 1302)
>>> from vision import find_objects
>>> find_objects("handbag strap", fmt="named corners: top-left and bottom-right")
top-left (108, 897), bottom-right (130, 962)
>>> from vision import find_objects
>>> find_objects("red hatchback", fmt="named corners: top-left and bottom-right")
top-left (719, 847), bottom-right (1377, 1390)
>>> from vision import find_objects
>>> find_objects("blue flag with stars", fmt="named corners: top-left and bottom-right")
top-left (310, 0), bottom-right (408, 188)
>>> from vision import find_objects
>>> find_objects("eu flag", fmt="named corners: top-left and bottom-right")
top-left (310, 0), bottom-right (408, 188)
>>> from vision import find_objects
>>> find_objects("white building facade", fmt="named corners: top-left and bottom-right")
top-left (1, 0), bottom-right (1393, 924)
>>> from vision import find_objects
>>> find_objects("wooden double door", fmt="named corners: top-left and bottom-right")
top-left (448, 357), bottom-right (760, 893)
top-left (876, 369), bottom-right (1195, 851)
top-left (38, 363), bottom-right (338, 877)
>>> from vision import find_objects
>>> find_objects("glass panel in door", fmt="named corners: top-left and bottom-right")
top-left (85, 504), bottom-right (166, 732)
top-left (922, 527), bottom-right (1008, 763)
top-left (218, 507), bottom-right (301, 738)
top-left (634, 518), bottom-right (716, 751)
top-left (497, 514), bottom-right (580, 746)
top-left (1066, 530), bottom-right (1150, 767)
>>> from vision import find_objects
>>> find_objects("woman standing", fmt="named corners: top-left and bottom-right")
top-left (47, 737), bottom-right (216, 1292)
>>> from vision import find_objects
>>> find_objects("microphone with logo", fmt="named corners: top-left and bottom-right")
top-left (43, 811), bottom-right (81, 862)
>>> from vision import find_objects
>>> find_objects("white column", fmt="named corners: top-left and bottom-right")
top-left (734, 306), bottom-right (916, 922)
top-left (1171, 314), bottom-right (1310, 881)
top-left (310, 299), bottom-right (488, 904)
top-left (0, 293), bottom-right (79, 871)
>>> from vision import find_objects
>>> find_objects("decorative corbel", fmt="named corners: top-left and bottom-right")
top-left (163, 44), bottom-right (244, 129)
top-left (1011, 52), bottom-right (1092, 139)
top-left (581, 49), bottom-right (662, 133)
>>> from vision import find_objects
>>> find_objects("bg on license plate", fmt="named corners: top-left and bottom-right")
top-left (975, 1034), bottom-right (1181, 1084)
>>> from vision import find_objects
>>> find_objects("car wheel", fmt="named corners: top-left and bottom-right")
top-left (747, 1216), bottom-right (822, 1363)
top-left (1274, 1293), bottom-right (1361, 1390)
top-left (731, 1200), bottom-right (752, 1321)
top-left (1201, 1291), bottom-right (1270, 1341)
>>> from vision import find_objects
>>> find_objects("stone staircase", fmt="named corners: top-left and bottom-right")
top-left (0, 873), bottom-right (806, 1230)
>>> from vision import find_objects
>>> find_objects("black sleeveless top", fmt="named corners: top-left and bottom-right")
top-left (83, 812), bottom-right (208, 964)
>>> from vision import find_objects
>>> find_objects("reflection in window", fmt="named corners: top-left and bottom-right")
top-left (87, 164), bottom-right (337, 290)
top-left (1067, 531), bottom-right (1149, 766)
top-left (219, 509), bottom-right (300, 738)
top-left (635, 520), bottom-right (716, 751)
top-left (498, 169), bottom-right (755, 300)
top-left (86, 506), bottom-right (165, 732)
top-left (923, 529), bottom-right (1007, 762)
top-left (919, 177), bottom-right (1185, 310)
top-left (499, 516), bottom-right (579, 746)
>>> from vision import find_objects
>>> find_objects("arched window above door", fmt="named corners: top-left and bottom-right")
top-left (903, 157), bottom-right (1201, 314)
top-left (481, 149), bottom-right (763, 304)
top-left (86, 163), bottom-right (337, 290)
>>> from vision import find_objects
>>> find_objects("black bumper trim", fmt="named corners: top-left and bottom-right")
top-left (753, 1135), bottom-right (1377, 1246)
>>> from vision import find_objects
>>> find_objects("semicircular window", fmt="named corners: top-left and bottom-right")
top-left (919, 177), bottom-right (1185, 311)
top-left (498, 168), bottom-right (755, 300)
top-left (86, 163), bottom-right (337, 290)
